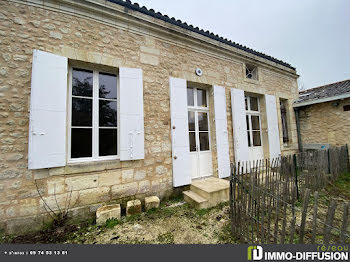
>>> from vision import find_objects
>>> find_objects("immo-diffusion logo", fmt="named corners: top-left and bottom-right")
top-left (247, 246), bottom-right (263, 261)
top-left (247, 245), bottom-right (348, 261)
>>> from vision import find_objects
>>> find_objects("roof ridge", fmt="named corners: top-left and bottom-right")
top-left (106, 0), bottom-right (295, 70)
top-left (300, 79), bottom-right (350, 93)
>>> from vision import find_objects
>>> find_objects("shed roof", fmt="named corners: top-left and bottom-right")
top-left (294, 79), bottom-right (350, 107)
top-left (107, 0), bottom-right (295, 70)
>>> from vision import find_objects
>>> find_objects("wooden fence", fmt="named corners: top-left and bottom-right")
top-left (229, 146), bottom-right (350, 244)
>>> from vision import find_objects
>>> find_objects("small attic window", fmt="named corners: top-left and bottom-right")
top-left (245, 64), bottom-right (258, 80)
top-left (344, 105), bottom-right (350, 111)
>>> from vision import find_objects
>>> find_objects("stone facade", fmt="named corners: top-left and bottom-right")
top-left (0, 0), bottom-right (299, 234)
top-left (298, 98), bottom-right (350, 147)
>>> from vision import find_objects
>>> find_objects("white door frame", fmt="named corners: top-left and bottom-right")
top-left (188, 86), bottom-right (212, 179)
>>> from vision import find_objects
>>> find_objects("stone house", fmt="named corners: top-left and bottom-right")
top-left (0, 0), bottom-right (299, 234)
top-left (294, 79), bottom-right (350, 150)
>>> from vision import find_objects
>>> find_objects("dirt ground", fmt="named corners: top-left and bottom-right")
top-left (2, 197), bottom-right (236, 244)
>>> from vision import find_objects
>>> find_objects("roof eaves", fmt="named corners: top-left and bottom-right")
top-left (106, 0), bottom-right (295, 70)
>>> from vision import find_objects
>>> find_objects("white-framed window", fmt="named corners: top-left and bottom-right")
top-left (245, 96), bottom-right (262, 147)
top-left (187, 87), bottom-right (211, 152)
top-left (280, 99), bottom-right (290, 144)
top-left (68, 66), bottom-right (119, 163)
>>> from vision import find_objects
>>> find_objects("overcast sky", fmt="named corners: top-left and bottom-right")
top-left (134, 0), bottom-right (350, 90)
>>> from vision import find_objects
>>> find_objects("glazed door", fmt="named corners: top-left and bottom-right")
top-left (187, 87), bottom-right (213, 179)
top-left (245, 96), bottom-right (264, 161)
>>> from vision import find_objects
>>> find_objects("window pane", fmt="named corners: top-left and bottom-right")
top-left (250, 97), bottom-right (259, 111)
top-left (247, 131), bottom-right (251, 147)
top-left (188, 111), bottom-right (195, 131)
top-left (189, 132), bottom-right (196, 152)
top-left (99, 73), bottom-right (117, 99)
top-left (72, 98), bottom-right (92, 127)
top-left (251, 115), bottom-right (260, 130)
top-left (71, 128), bottom-right (92, 158)
top-left (199, 132), bottom-right (210, 151)
top-left (187, 88), bottom-right (194, 106)
top-left (99, 129), bottom-right (117, 156)
top-left (246, 115), bottom-right (250, 131)
top-left (72, 69), bottom-right (93, 97)
top-left (198, 112), bottom-right (208, 131)
top-left (245, 97), bottom-right (248, 111)
top-left (252, 131), bottom-right (262, 146)
top-left (197, 89), bottom-right (207, 107)
top-left (99, 100), bottom-right (117, 127)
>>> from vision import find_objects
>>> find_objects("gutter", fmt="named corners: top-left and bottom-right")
top-left (293, 93), bottom-right (350, 108)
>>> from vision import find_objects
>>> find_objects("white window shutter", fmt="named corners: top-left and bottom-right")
top-left (265, 94), bottom-right (281, 159)
top-left (169, 77), bottom-right (191, 187)
top-left (28, 50), bottom-right (68, 169)
top-left (231, 88), bottom-right (249, 163)
top-left (119, 68), bottom-right (144, 161)
top-left (213, 86), bottom-right (230, 178)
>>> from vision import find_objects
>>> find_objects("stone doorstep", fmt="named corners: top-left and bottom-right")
top-left (126, 199), bottom-right (142, 216)
top-left (183, 190), bottom-right (209, 210)
top-left (96, 204), bottom-right (121, 225)
top-left (183, 177), bottom-right (230, 209)
top-left (144, 196), bottom-right (160, 211)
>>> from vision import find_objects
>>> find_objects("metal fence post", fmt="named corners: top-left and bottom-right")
top-left (293, 154), bottom-right (299, 200)
top-left (327, 148), bottom-right (331, 174)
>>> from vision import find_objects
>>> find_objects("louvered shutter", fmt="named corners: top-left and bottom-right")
top-left (119, 68), bottom-right (145, 161)
top-left (265, 94), bottom-right (281, 159)
top-left (28, 50), bottom-right (68, 169)
top-left (169, 77), bottom-right (191, 187)
top-left (231, 88), bottom-right (249, 163)
top-left (213, 86), bottom-right (230, 178)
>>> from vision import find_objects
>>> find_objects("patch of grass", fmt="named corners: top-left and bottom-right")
top-left (104, 218), bottom-right (120, 229)
top-left (216, 222), bottom-right (237, 244)
top-left (327, 172), bottom-right (350, 198)
top-left (157, 231), bottom-right (175, 244)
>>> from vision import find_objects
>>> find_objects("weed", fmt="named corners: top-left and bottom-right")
top-left (104, 218), bottom-right (120, 229)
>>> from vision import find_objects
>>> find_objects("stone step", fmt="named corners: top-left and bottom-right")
top-left (190, 177), bottom-right (229, 207)
top-left (183, 190), bottom-right (209, 209)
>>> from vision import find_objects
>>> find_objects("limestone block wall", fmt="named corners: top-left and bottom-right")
top-left (0, 0), bottom-right (299, 234)
top-left (298, 98), bottom-right (350, 147)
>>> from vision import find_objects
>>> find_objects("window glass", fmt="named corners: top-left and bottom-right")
top-left (189, 132), bottom-right (196, 152)
top-left (71, 68), bottom-right (118, 160)
top-left (187, 88), bottom-right (194, 106)
top-left (245, 97), bottom-right (248, 110)
top-left (71, 128), bottom-right (92, 158)
top-left (251, 115), bottom-right (260, 130)
top-left (72, 69), bottom-right (93, 97)
top-left (198, 112), bottom-right (208, 131)
top-left (252, 131), bottom-right (262, 146)
top-left (99, 73), bottom-right (117, 99)
top-left (188, 112), bottom-right (195, 131)
top-left (99, 129), bottom-right (117, 156)
top-left (197, 89), bottom-right (207, 107)
top-left (199, 132), bottom-right (210, 151)
top-left (99, 101), bottom-right (118, 127)
top-left (250, 97), bottom-right (259, 111)
top-left (72, 98), bottom-right (92, 127)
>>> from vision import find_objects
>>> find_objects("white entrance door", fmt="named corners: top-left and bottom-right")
top-left (245, 96), bottom-right (264, 161)
top-left (187, 87), bottom-right (213, 179)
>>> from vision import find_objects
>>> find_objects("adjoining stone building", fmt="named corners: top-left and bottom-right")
top-left (0, 0), bottom-right (299, 234)
top-left (294, 79), bottom-right (350, 150)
